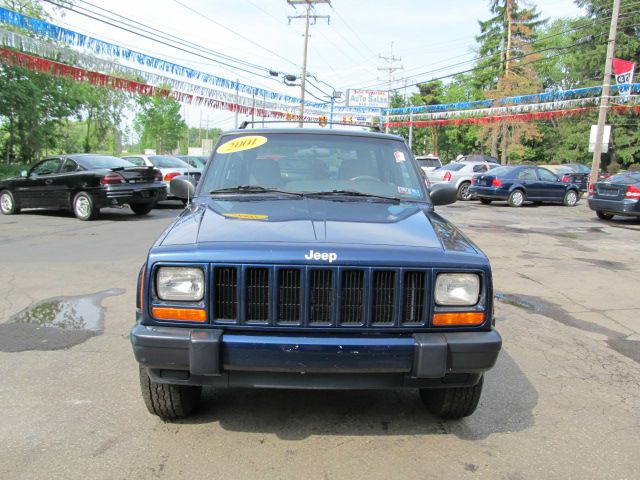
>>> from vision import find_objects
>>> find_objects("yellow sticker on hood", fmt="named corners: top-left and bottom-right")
top-left (223, 213), bottom-right (268, 220)
top-left (217, 135), bottom-right (268, 154)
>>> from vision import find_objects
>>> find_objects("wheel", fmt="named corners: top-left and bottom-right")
top-left (563, 190), bottom-right (578, 207)
top-left (507, 189), bottom-right (525, 207)
top-left (419, 376), bottom-right (484, 420)
top-left (72, 191), bottom-right (99, 221)
top-left (479, 198), bottom-right (492, 205)
top-left (0, 190), bottom-right (20, 215)
top-left (457, 182), bottom-right (472, 201)
top-left (596, 211), bottom-right (614, 220)
top-left (130, 202), bottom-right (154, 215)
top-left (138, 366), bottom-right (201, 420)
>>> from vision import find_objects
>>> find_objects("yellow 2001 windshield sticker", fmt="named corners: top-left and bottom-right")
top-left (223, 213), bottom-right (268, 220)
top-left (217, 135), bottom-right (268, 154)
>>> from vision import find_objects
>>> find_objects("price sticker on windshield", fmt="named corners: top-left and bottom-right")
top-left (394, 151), bottom-right (406, 163)
top-left (217, 136), bottom-right (268, 154)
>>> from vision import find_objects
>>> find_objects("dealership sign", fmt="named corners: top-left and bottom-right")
top-left (346, 89), bottom-right (389, 108)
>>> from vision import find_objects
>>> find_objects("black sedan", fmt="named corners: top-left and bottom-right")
top-left (588, 171), bottom-right (640, 220)
top-left (0, 154), bottom-right (167, 220)
top-left (469, 165), bottom-right (580, 207)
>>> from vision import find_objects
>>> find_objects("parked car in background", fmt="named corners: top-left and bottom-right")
top-left (588, 171), bottom-right (640, 220)
top-left (539, 165), bottom-right (589, 192)
top-left (415, 154), bottom-right (442, 172)
top-left (458, 154), bottom-right (499, 164)
top-left (177, 155), bottom-right (209, 169)
top-left (121, 155), bottom-right (202, 198)
top-left (470, 165), bottom-right (580, 207)
top-left (426, 161), bottom-right (498, 200)
top-left (0, 154), bottom-right (166, 220)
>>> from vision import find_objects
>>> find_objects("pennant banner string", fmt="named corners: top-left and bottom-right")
top-left (0, 6), bottom-right (378, 114)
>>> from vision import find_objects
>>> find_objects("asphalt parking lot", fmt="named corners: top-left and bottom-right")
top-left (1, 200), bottom-right (639, 480)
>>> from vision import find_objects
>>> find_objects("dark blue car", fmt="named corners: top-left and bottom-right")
top-left (470, 165), bottom-right (580, 207)
top-left (588, 171), bottom-right (640, 220)
top-left (130, 128), bottom-right (502, 421)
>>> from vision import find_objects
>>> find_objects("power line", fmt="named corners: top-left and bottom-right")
top-left (171, 0), bottom-right (300, 69)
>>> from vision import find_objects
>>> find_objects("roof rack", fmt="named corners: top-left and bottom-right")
top-left (237, 120), bottom-right (379, 131)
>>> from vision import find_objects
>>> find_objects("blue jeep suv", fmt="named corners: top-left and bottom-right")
top-left (131, 128), bottom-right (502, 420)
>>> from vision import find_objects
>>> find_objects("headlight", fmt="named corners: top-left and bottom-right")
top-left (435, 273), bottom-right (480, 306)
top-left (156, 267), bottom-right (204, 301)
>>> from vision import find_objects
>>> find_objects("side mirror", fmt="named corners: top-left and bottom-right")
top-left (170, 175), bottom-right (196, 200)
top-left (430, 183), bottom-right (457, 206)
top-left (20, 170), bottom-right (28, 178)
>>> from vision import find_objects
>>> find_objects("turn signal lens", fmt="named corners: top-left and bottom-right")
top-left (588, 184), bottom-right (595, 196)
top-left (433, 312), bottom-right (485, 326)
top-left (164, 172), bottom-right (181, 181)
top-left (625, 185), bottom-right (640, 199)
top-left (491, 178), bottom-right (502, 187)
top-left (443, 171), bottom-right (452, 182)
top-left (151, 307), bottom-right (207, 322)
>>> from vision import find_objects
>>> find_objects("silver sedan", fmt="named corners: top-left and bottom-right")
top-left (426, 162), bottom-right (499, 200)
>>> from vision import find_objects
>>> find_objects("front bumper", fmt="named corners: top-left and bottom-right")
top-left (131, 324), bottom-right (502, 389)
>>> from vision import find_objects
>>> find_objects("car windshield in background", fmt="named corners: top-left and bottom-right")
top-left (565, 164), bottom-right (591, 173)
top-left (440, 163), bottom-right (466, 171)
top-left (607, 172), bottom-right (640, 184)
top-left (487, 166), bottom-right (513, 177)
top-left (148, 156), bottom-right (190, 168)
top-left (418, 159), bottom-right (440, 168)
top-left (200, 133), bottom-right (426, 201)
top-left (75, 155), bottom-right (134, 169)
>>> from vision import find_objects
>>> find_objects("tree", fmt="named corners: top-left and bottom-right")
top-left (134, 90), bottom-right (187, 153)
top-left (475, 0), bottom-right (544, 163)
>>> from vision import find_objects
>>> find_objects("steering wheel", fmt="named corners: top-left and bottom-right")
top-left (350, 175), bottom-right (382, 182)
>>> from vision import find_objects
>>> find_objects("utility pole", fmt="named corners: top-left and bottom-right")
top-left (378, 42), bottom-right (402, 133)
top-left (591, 0), bottom-right (621, 185)
top-left (287, 0), bottom-right (330, 127)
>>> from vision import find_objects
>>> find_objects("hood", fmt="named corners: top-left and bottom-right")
top-left (158, 197), bottom-right (479, 255)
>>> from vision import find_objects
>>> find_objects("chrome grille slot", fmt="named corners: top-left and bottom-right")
top-left (309, 270), bottom-right (333, 324)
top-left (403, 271), bottom-right (425, 324)
top-left (277, 269), bottom-right (301, 324)
top-left (373, 270), bottom-right (396, 325)
top-left (246, 268), bottom-right (269, 322)
top-left (340, 270), bottom-right (365, 325)
top-left (214, 267), bottom-right (238, 320)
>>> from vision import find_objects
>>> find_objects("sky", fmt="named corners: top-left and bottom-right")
top-left (44, 0), bottom-right (586, 132)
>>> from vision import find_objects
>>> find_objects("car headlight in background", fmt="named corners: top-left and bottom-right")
top-left (435, 273), bottom-right (480, 306)
top-left (156, 267), bottom-right (204, 301)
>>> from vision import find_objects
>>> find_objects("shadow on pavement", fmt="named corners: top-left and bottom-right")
top-left (179, 350), bottom-right (536, 441)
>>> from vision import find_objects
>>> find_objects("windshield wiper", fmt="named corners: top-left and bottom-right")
top-left (304, 190), bottom-right (401, 202)
top-left (209, 185), bottom-right (303, 196)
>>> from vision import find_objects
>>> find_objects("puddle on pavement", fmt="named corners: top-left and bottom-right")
top-left (0, 289), bottom-right (125, 352)
top-left (495, 291), bottom-right (639, 364)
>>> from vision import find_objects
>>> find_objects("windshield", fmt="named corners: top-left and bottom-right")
top-left (148, 155), bottom-right (190, 168)
top-left (199, 133), bottom-right (426, 201)
top-left (75, 155), bottom-right (134, 169)
top-left (565, 164), bottom-right (591, 173)
top-left (440, 163), bottom-right (465, 171)
top-left (417, 159), bottom-right (440, 168)
top-left (607, 172), bottom-right (640, 184)
top-left (488, 166), bottom-right (513, 177)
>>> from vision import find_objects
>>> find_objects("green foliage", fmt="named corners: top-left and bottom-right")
top-left (134, 90), bottom-right (187, 153)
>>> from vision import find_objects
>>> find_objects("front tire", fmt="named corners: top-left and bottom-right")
top-left (130, 202), bottom-right (154, 215)
top-left (420, 376), bottom-right (484, 420)
top-left (139, 366), bottom-right (202, 421)
top-left (563, 190), bottom-right (578, 207)
top-left (457, 182), bottom-right (472, 201)
top-left (596, 210), bottom-right (614, 220)
top-left (0, 190), bottom-right (20, 215)
top-left (73, 191), bottom-right (99, 221)
top-left (507, 189), bottom-right (525, 207)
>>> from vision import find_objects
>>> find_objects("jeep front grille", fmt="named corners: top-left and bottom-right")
top-left (211, 265), bottom-right (428, 328)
